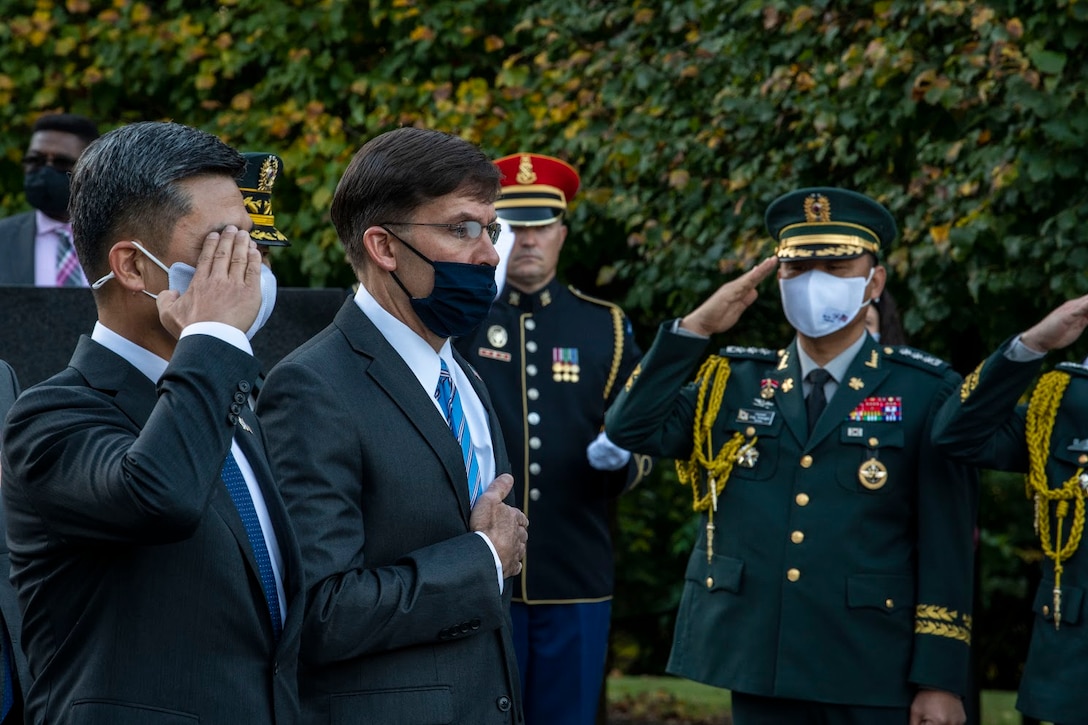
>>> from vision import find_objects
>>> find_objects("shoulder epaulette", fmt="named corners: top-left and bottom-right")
top-left (720, 345), bottom-right (778, 362)
top-left (882, 345), bottom-right (952, 375)
top-left (1055, 361), bottom-right (1088, 377)
top-left (568, 285), bottom-right (622, 312)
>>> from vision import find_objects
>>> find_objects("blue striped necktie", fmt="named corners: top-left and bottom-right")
top-left (221, 452), bottom-right (283, 640)
top-left (435, 359), bottom-right (484, 506)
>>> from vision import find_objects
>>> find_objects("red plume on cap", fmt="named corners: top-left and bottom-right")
top-left (494, 153), bottom-right (580, 227)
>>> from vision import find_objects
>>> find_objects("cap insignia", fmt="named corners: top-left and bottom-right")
top-left (258, 156), bottom-right (279, 192)
top-left (516, 155), bottom-right (538, 185)
top-left (803, 193), bottom-right (832, 223)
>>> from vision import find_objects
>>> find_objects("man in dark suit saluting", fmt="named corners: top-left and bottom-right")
top-left (1, 121), bottom-right (303, 724)
top-left (258, 127), bottom-right (528, 724)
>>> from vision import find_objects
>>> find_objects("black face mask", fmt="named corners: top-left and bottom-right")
top-left (24, 166), bottom-right (71, 221)
top-left (385, 229), bottom-right (497, 339)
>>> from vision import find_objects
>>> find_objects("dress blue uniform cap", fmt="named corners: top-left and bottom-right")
top-left (238, 152), bottom-right (290, 247)
top-left (494, 153), bottom-right (580, 227)
top-left (766, 187), bottom-right (896, 260)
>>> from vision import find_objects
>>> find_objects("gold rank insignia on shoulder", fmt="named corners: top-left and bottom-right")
top-left (865, 350), bottom-right (879, 369)
top-left (848, 377), bottom-right (864, 391)
top-left (781, 377), bottom-right (794, 393)
top-left (487, 325), bottom-right (508, 348)
top-left (776, 350), bottom-right (790, 371)
top-left (552, 347), bottom-right (580, 382)
top-left (858, 458), bottom-right (888, 490)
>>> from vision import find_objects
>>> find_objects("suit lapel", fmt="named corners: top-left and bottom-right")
top-left (336, 302), bottom-right (475, 521)
top-left (71, 336), bottom-right (158, 426)
top-left (809, 337), bottom-right (890, 449)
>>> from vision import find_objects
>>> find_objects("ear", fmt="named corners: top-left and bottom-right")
top-left (362, 226), bottom-right (398, 273)
top-left (105, 241), bottom-right (156, 294)
top-left (868, 264), bottom-right (887, 302)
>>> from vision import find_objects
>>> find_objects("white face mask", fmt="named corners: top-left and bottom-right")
top-left (779, 268), bottom-right (874, 339)
top-left (92, 241), bottom-right (278, 340)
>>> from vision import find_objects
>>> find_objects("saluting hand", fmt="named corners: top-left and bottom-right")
top-left (157, 226), bottom-right (263, 339)
top-left (469, 473), bottom-right (529, 577)
top-left (678, 257), bottom-right (778, 338)
top-left (1020, 293), bottom-right (1088, 353)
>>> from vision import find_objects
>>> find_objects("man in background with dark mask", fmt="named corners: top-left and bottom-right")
top-left (605, 187), bottom-right (978, 725)
top-left (0, 113), bottom-right (99, 286)
top-left (257, 127), bottom-right (527, 724)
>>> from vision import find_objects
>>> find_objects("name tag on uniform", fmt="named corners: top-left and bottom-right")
top-left (737, 409), bottom-right (775, 426)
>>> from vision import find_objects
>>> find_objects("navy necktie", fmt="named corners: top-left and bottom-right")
top-left (806, 368), bottom-right (832, 433)
top-left (221, 452), bottom-right (283, 640)
top-left (435, 359), bottom-right (484, 506)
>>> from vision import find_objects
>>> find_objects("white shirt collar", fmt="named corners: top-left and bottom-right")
top-left (91, 321), bottom-right (168, 383)
top-left (353, 283), bottom-right (449, 394)
top-left (795, 328), bottom-right (869, 384)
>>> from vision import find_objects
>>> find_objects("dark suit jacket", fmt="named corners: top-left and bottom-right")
top-left (0, 212), bottom-right (37, 286)
top-left (1, 335), bottom-right (304, 724)
top-left (258, 299), bottom-right (524, 725)
top-left (0, 360), bottom-right (28, 723)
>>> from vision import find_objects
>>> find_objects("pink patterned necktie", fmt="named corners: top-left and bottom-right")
top-left (55, 227), bottom-right (84, 287)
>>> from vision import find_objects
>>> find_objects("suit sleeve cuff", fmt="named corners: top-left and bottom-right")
top-left (1005, 334), bottom-right (1046, 362)
top-left (474, 530), bottom-right (504, 594)
top-left (181, 321), bottom-right (253, 355)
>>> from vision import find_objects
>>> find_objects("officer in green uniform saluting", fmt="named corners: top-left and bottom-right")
top-left (932, 298), bottom-right (1088, 725)
top-left (604, 187), bottom-right (977, 725)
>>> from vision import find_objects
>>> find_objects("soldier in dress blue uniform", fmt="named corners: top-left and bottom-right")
top-left (455, 153), bottom-right (651, 725)
top-left (604, 188), bottom-right (977, 725)
top-left (933, 298), bottom-right (1088, 725)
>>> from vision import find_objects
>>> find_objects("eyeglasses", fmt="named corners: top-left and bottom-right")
top-left (22, 152), bottom-right (80, 173)
top-left (383, 221), bottom-right (502, 245)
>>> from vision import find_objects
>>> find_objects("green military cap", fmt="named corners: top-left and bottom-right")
top-left (765, 187), bottom-right (896, 260)
top-left (238, 152), bottom-right (290, 247)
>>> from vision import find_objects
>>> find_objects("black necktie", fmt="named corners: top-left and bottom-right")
top-left (806, 368), bottom-right (832, 433)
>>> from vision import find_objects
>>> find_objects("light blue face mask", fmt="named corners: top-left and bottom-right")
top-left (92, 240), bottom-right (277, 340)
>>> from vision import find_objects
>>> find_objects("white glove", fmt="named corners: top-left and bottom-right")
top-left (586, 431), bottom-right (632, 471)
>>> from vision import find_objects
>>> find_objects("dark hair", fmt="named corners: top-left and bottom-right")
top-left (69, 121), bottom-right (245, 282)
top-left (331, 127), bottom-right (501, 271)
top-left (32, 113), bottom-right (100, 145)
top-left (872, 289), bottom-right (908, 345)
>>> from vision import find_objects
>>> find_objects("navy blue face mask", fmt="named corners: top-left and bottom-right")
top-left (384, 228), bottom-right (497, 339)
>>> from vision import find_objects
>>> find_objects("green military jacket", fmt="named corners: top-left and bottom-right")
top-left (932, 337), bottom-right (1088, 724)
top-left (605, 322), bottom-right (976, 707)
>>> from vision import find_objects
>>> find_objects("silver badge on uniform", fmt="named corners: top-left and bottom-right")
top-left (487, 325), bottom-right (508, 348)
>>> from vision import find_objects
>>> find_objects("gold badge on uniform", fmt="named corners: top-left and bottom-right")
top-left (848, 377), bottom-right (864, 391)
top-left (487, 325), bottom-right (508, 348)
top-left (781, 378), bottom-right (794, 393)
top-left (759, 378), bottom-right (779, 399)
top-left (858, 458), bottom-right (888, 490)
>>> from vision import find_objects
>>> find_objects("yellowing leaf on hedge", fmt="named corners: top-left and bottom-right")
top-left (132, 3), bottom-right (151, 23)
top-left (484, 35), bottom-right (504, 52)
top-left (410, 26), bottom-right (435, 42)
top-left (929, 223), bottom-right (951, 244)
top-left (195, 73), bottom-right (216, 90)
top-left (231, 91), bottom-right (253, 111)
top-left (634, 9), bottom-right (654, 24)
top-left (668, 169), bottom-right (690, 189)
